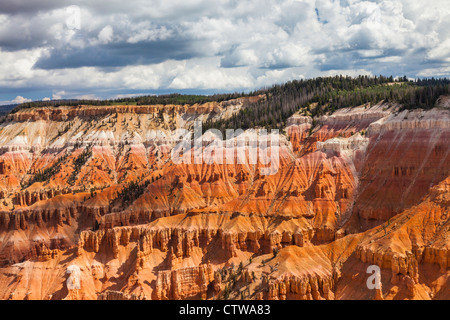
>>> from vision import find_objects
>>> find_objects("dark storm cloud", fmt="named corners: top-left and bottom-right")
top-left (0, 0), bottom-right (69, 14)
top-left (0, 0), bottom-right (449, 103)
top-left (34, 39), bottom-right (203, 69)
top-left (0, 21), bottom-right (52, 50)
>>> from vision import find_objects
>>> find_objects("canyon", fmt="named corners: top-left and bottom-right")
top-left (0, 96), bottom-right (448, 300)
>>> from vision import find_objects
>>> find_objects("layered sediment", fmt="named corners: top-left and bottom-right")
top-left (0, 99), bottom-right (448, 300)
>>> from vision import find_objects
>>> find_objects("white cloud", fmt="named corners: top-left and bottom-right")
top-left (98, 25), bottom-right (114, 44)
top-left (126, 23), bottom-right (173, 43)
top-left (11, 96), bottom-right (32, 103)
top-left (113, 93), bottom-right (152, 99)
top-left (418, 66), bottom-right (450, 77)
top-left (0, 95), bottom-right (32, 105)
top-left (0, 48), bottom-right (47, 87)
top-left (75, 94), bottom-right (100, 100)
top-left (0, 0), bottom-right (449, 100)
top-left (168, 63), bottom-right (252, 90)
top-left (52, 91), bottom-right (65, 100)
top-left (323, 69), bottom-right (373, 78)
top-left (427, 38), bottom-right (450, 62)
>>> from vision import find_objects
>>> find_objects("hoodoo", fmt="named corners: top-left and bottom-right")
top-left (0, 78), bottom-right (449, 300)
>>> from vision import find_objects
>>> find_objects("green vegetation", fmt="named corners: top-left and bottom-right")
top-left (68, 146), bottom-right (93, 186)
top-left (25, 153), bottom-right (68, 187)
top-left (135, 93), bottom-right (246, 105)
top-left (203, 76), bottom-right (450, 134)
top-left (112, 179), bottom-right (151, 207)
top-left (9, 76), bottom-right (449, 136)
top-left (223, 285), bottom-right (230, 300)
top-left (272, 247), bottom-right (279, 258)
top-left (55, 123), bottom-right (72, 139)
top-left (10, 92), bottom-right (249, 113)
top-left (93, 220), bottom-right (100, 231)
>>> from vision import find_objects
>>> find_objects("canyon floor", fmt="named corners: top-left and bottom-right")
top-left (0, 97), bottom-right (448, 300)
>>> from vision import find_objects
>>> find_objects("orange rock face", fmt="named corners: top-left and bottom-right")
top-left (0, 100), bottom-right (448, 300)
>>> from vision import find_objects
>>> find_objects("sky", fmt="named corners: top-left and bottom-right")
top-left (0, 0), bottom-right (449, 105)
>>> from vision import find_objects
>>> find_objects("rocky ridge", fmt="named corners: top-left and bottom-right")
top-left (0, 98), bottom-right (448, 300)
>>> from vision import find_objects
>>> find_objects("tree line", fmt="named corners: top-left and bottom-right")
top-left (67, 146), bottom-right (93, 186)
top-left (203, 76), bottom-right (450, 134)
top-left (10, 93), bottom-right (253, 113)
top-left (9, 75), bottom-right (449, 133)
top-left (24, 153), bottom-right (69, 188)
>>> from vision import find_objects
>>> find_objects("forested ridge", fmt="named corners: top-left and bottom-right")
top-left (9, 93), bottom-right (247, 113)
top-left (203, 75), bottom-right (450, 133)
top-left (9, 75), bottom-right (450, 134)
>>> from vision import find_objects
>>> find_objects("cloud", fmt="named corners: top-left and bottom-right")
top-left (97, 25), bottom-right (114, 44)
top-left (52, 91), bottom-right (65, 100)
top-left (0, 95), bottom-right (32, 105)
top-left (427, 39), bottom-right (450, 62)
top-left (11, 95), bottom-right (31, 103)
top-left (0, 0), bottom-right (449, 102)
top-left (75, 94), bottom-right (100, 100)
top-left (34, 38), bottom-right (203, 69)
top-left (168, 58), bottom-right (253, 90)
top-left (113, 93), bottom-right (152, 99)
top-left (0, 0), bottom-right (70, 15)
top-left (418, 66), bottom-right (450, 77)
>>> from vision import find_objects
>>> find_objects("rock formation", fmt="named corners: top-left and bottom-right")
top-left (0, 98), bottom-right (448, 300)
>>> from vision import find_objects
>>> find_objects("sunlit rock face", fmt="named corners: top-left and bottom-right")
top-left (0, 99), bottom-right (448, 300)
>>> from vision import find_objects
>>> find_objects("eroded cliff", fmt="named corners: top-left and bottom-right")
top-left (0, 98), bottom-right (448, 300)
